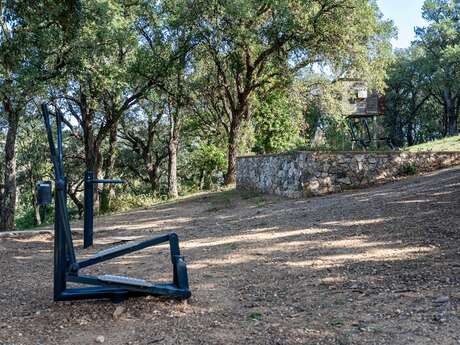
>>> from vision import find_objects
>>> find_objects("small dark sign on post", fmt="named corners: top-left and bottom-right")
top-left (36, 181), bottom-right (52, 205)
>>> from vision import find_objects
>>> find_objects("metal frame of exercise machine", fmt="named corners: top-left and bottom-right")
top-left (40, 103), bottom-right (191, 301)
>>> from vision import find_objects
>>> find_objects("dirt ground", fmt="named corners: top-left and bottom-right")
top-left (1, 166), bottom-right (460, 345)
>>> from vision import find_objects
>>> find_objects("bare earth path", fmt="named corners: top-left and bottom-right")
top-left (1, 166), bottom-right (459, 345)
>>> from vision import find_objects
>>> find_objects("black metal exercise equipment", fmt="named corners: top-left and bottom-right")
top-left (39, 103), bottom-right (191, 301)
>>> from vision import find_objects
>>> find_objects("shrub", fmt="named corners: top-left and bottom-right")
top-left (399, 163), bottom-right (417, 176)
top-left (109, 193), bottom-right (160, 213)
top-left (16, 204), bottom-right (55, 230)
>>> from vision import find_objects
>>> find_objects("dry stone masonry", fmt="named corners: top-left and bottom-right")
top-left (236, 151), bottom-right (460, 198)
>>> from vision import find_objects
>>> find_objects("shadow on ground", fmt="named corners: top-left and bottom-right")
top-left (1, 166), bottom-right (459, 345)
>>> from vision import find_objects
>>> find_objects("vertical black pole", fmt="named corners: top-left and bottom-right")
top-left (169, 234), bottom-right (180, 286)
top-left (56, 110), bottom-right (64, 174)
top-left (44, 103), bottom-right (78, 299)
top-left (53, 181), bottom-right (66, 300)
top-left (169, 233), bottom-right (189, 289)
top-left (63, 177), bottom-right (71, 264)
top-left (83, 171), bottom-right (94, 248)
top-left (372, 115), bottom-right (378, 150)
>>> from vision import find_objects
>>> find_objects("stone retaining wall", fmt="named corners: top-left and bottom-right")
top-left (236, 151), bottom-right (460, 198)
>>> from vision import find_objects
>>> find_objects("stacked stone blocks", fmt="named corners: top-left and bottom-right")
top-left (236, 151), bottom-right (460, 198)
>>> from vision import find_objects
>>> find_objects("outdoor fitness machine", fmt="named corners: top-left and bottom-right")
top-left (39, 103), bottom-right (191, 302)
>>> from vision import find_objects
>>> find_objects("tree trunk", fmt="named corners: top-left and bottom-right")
top-left (82, 113), bottom-right (100, 177)
top-left (81, 99), bottom-right (102, 212)
top-left (406, 121), bottom-right (415, 146)
top-left (68, 188), bottom-right (84, 219)
top-left (147, 163), bottom-right (160, 194)
top-left (0, 100), bottom-right (19, 231)
top-left (224, 115), bottom-right (241, 185)
top-left (310, 112), bottom-right (326, 147)
top-left (199, 169), bottom-right (205, 190)
top-left (29, 166), bottom-right (41, 226)
top-left (168, 126), bottom-right (179, 198)
top-left (100, 121), bottom-right (118, 213)
top-left (167, 49), bottom-right (187, 198)
top-left (388, 112), bottom-right (404, 147)
top-left (34, 201), bottom-right (42, 226)
top-left (444, 89), bottom-right (458, 136)
top-left (447, 115), bottom-right (458, 136)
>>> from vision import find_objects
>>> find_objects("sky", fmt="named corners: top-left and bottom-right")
top-left (376, 0), bottom-right (428, 49)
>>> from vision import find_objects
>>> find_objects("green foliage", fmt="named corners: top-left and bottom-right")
top-left (186, 143), bottom-right (226, 190)
top-left (383, 0), bottom-right (460, 146)
top-left (109, 193), bottom-right (161, 213)
top-left (247, 312), bottom-right (263, 321)
top-left (15, 205), bottom-right (54, 230)
top-left (190, 143), bottom-right (226, 175)
top-left (0, 0), bottom-right (403, 228)
top-left (399, 163), bottom-right (417, 176)
top-left (330, 319), bottom-right (345, 327)
top-left (252, 90), bottom-right (304, 154)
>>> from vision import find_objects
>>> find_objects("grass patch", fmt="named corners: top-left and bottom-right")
top-left (330, 319), bottom-right (345, 327)
top-left (222, 243), bottom-right (239, 250)
top-left (405, 135), bottom-right (460, 152)
top-left (247, 312), bottom-right (263, 321)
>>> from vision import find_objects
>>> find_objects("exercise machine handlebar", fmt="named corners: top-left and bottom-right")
top-left (83, 171), bottom-right (126, 248)
top-left (89, 179), bottom-right (126, 184)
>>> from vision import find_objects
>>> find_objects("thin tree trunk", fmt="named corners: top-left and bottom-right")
top-left (0, 100), bottom-right (19, 231)
top-left (225, 136), bottom-right (238, 185)
top-left (147, 163), bottom-right (160, 194)
top-left (444, 89), bottom-right (458, 136)
top-left (100, 121), bottom-right (118, 213)
top-left (168, 112), bottom-right (179, 198)
top-left (407, 121), bottom-right (415, 146)
top-left (68, 188), bottom-right (84, 219)
top-left (81, 97), bottom-right (102, 212)
top-left (447, 115), bottom-right (458, 136)
top-left (93, 143), bottom-right (103, 212)
top-left (224, 114), bottom-right (241, 185)
top-left (199, 169), bottom-right (205, 190)
top-left (442, 104), bottom-right (448, 137)
top-left (82, 107), bottom-right (101, 176)
top-left (389, 112), bottom-right (404, 147)
top-left (167, 47), bottom-right (187, 199)
top-left (33, 198), bottom-right (41, 226)
top-left (310, 112), bottom-right (326, 147)
top-left (29, 165), bottom-right (41, 226)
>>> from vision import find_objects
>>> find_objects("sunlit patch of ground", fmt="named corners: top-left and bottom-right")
top-left (0, 166), bottom-right (459, 345)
